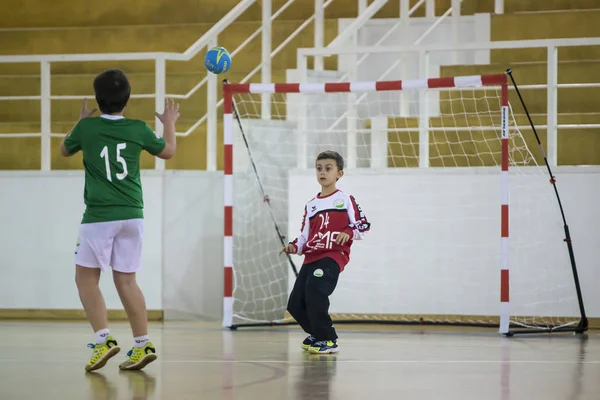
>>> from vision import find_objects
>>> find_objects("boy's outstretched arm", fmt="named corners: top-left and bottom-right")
top-left (60, 131), bottom-right (76, 157)
top-left (155, 98), bottom-right (179, 160)
top-left (60, 98), bottom-right (97, 157)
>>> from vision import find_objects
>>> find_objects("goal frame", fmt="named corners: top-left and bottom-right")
top-left (221, 73), bottom-right (587, 335)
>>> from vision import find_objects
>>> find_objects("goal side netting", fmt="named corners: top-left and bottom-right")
top-left (221, 74), bottom-right (586, 334)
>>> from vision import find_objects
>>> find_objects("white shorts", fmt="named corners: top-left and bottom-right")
top-left (75, 219), bottom-right (144, 273)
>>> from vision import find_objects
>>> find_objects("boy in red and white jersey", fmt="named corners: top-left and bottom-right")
top-left (281, 150), bottom-right (370, 354)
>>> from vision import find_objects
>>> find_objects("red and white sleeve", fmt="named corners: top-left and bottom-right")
top-left (344, 195), bottom-right (370, 240)
top-left (290, 205), bottom-right (310, 254)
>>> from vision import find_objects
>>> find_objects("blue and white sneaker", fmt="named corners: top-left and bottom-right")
top-left (308, 339), bottom-right (339, 354)
top-left (301, 335), bottom-right (316, 351)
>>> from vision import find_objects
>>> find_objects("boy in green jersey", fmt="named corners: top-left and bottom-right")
top-left (60, 69), bottom-right (179, 371)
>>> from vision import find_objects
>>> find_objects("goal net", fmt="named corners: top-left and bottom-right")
top-left (222, 74), bottom-right (586, 334)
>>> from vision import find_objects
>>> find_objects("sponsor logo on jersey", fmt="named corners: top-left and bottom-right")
top-left (305, 230), bottom-right (341, 251)
top-left (334, 199), bottom-right (345, 209)
top-left (311, 205), bottom-right (317, 212)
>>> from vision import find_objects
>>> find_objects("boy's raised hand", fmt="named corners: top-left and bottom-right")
top-left (155, 98), bottom-right (180, 125)
top-left (79, 98), bottom-right (97, 120)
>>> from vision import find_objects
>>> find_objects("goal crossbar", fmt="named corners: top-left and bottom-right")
top-left (223, 74), bottom-right (507, 95)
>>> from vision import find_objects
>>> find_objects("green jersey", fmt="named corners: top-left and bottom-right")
top-left (64, 115), bottom-right (166, 224)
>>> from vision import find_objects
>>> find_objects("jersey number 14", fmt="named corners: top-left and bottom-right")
top-left (100, 143), bottom-right (128, 182)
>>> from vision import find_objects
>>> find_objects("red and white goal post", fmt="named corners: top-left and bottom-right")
top-left (221, 73), bottom-right (587, 335)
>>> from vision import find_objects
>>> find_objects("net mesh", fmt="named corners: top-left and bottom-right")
top-left (228, 83), bottom-right (581, 330)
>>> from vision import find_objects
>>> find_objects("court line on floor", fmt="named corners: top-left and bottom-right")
top-left (173, 325), bottom-right (600, 339)
top-left (159, 359), bottom-right (600, 364)
top-left (0, 359), bottom-right (598, 364)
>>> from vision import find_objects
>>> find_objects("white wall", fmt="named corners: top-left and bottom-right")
top-left (161, 171), bottom-right (224, 321)
top-left (3, 166), bottom-right (598, 321)
top-left (0, 171), bottom-right (163, 310)
top-left (287, 167), bottom-right (600, 318)
top-left (0, 170), bottom-right (223, 320)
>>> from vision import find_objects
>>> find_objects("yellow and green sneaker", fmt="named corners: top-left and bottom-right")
top-left (301, 335), bottom-right (316, 351)
top-left (308, 340), bottom-right (339, 354)
top-left (119, 343), bottom-right (158, 371)
top-left (85, 336), bottom-right (121, 372)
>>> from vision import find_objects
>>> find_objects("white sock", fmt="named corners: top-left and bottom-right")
top-left (95, 329), bottom-right (110, 344)
top-left (133, 335), bottom-right (150, 348)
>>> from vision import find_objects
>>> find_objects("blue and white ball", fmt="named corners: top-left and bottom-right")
top-left (204, 46), bottom-right (231, 74)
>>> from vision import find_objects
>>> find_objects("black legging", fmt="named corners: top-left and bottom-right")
top-left (287, 257), bottom-right (340, 341)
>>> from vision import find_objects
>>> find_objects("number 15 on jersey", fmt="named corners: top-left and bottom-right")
top-left (100, 143), bottom-right (128, 182)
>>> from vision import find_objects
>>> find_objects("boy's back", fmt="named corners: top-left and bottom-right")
top-left (65, 115), bottom-right (165, 223)
top-left (59, 68), bottom-right (179, 372)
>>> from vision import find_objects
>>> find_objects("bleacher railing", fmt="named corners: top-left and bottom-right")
top-left (0, 0), bottom-right (471, 171)
top-left (0, 0), bottom-right (591, 170)
top-left (297, 37), bottom-right (600, 168)
top-left (0, 0), bottom-right (258, 171)
top-left (0, 0), bottom-right (351, 171)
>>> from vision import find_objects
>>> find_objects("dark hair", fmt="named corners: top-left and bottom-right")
top-left (93, 69), bottom-right (131, 114)
top-left (316, 150), bottom-right (344, 171)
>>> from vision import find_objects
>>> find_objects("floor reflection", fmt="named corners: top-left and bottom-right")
top-left (85, 370), bottom-right (156, 400)
top-left (293, 353), bottom-right (337, 400)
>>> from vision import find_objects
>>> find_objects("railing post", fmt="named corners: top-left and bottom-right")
top-left (296, 52), bottom-right (308, 169)
top-left (495, 0), bottom-right (504, 15)
top-left (418, 51), bottom-right (430, 168)
top-left (547, 45), bottom-right (558, 166)
top-left (400, 0), bottom-right (410, 19)
top-left (426, 0), bottom-right (435, 17)
top-left (358, 0), bottom-right (367, 13)
top-left (400, 0), bottom-right (411, 44)
top-left (155, 56), bottom-right (166, 171)
top-left (347, 45), bottom-right (358, 169)
top-left (261, 0), bottom-right (271, 119)
top-left (399, 60), bottom-right (410, 116)
top-left (314, 0), bottom-right (325, 71)
top-left (399, 0), bottom-right (412, 118)
top-left (351, 33), bottom-right (359, 83)
top-left (347, 93), bottom-right (358, 169)
top-left (207, 38), bottom-right (218, 171)
top-left (451, 0), bottom-right (460, 64)
top-left (40, 60), bottom-right (51, 171)
top-left (371, 116), bottom-right (388, 168)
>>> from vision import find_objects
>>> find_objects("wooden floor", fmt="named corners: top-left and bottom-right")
top-left (0, 321), bottom-right (599, 400)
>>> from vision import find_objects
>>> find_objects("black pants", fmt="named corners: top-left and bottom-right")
top-left (287, 257), bottom-right (340, 341)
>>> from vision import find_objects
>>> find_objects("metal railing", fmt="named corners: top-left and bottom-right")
top-left (297, 37), bottom-right (600, 168)
top-left (0, 0), bottom-right (347, 171)
top-left (0, 0), bottom-right (259, 171)
top-left (0, 0), bottom-right (526, 171)
top-left (327, 0), bottom-right (464, 134)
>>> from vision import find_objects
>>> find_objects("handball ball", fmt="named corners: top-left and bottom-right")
top-left (204, 46), bottom-right (231, 74)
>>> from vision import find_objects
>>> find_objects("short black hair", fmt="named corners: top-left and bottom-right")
top-left (93, 69), bottom-right (131, 114)
top-left (316, 150), bottom-right (344, 171)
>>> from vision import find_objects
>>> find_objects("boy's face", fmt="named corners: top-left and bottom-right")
top-left (315, 158), bottom-right (343, 187)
